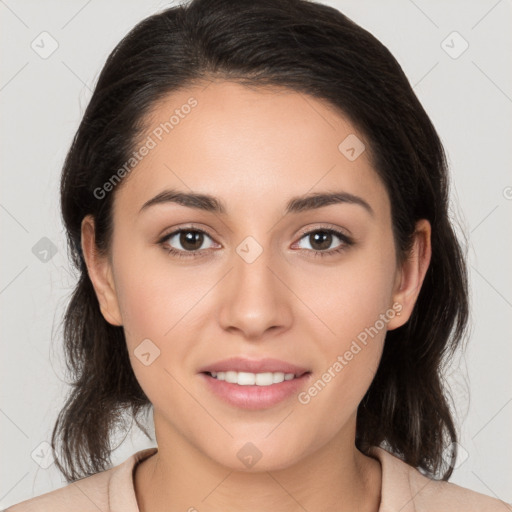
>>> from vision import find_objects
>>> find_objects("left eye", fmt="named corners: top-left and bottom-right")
top-left (293, 228), bottom-right (351, 253)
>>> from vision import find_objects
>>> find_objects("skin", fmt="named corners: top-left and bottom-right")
top-left (81, 80), bottom-right (431, 512)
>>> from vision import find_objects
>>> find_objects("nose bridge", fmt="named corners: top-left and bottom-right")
top-left (232, 233), bottom-right (280, 304)
top-left (218, 231), bottom-right (292, 337)
top-left (239, 238), bottom-right (272, 281)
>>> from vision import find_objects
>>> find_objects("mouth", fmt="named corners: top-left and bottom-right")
top-left (197, 356), bottom-right (310, 377)
top-left (199, 370), bottom-right (312, 410)
top-left (202, 370), bottom-right (310, 386)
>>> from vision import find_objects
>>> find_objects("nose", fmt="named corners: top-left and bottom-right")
top-left (217, 243), bottom-right (293, 340)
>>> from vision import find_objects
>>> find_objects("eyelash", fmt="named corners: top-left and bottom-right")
top-left (157, 225), bottom-right (354, 260)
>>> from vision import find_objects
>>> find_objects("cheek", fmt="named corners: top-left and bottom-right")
top-left (292, 308), bottom-right (390, 455)
top-left (300, 230), bottom-right (397, 344)
top-left (293, 232), bottom-right (396, 412)
top-left (112, 246), bottom-right (219, 395)
top-left (112, 241), bottom-right (198, 340)
top-left (113, 258), bottom-right (202, 414)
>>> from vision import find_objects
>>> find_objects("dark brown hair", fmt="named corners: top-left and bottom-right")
top-left (53, 0), bottom-right (469, 482)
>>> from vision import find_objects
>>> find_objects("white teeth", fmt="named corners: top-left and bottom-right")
top-left (208, 371), bottom-right (298, 386)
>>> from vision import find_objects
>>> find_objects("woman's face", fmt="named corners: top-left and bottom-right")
top-left (84, 80), bottom-right (427, 471)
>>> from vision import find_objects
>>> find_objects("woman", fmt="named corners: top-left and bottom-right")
top-left (6, 0), bottom-right (508, 510)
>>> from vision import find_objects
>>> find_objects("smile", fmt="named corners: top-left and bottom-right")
top-left (200, 371), bottom-right (312, 410)
top-left (206, 371), bottom-right (300, 386)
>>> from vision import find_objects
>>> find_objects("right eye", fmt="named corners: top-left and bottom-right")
top-left (158, 228), bottom-right (219, 258)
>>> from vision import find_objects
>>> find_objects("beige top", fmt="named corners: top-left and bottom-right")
top-left (5, 446), bottom-right (509, 511)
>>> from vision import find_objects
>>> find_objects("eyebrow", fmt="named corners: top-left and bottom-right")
top-left (139, 189), bottom-right (374, 217)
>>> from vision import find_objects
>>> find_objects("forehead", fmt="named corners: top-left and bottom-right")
top-left (113, 80), bottom-right (389, 221)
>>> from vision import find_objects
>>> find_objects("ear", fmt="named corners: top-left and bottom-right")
top-left (81, 214), bottom-right (123, 326)
top-left (387, 219), bottom-right (432, 330)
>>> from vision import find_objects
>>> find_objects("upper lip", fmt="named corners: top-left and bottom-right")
top-left (198, 357), bottom-right (310, 376)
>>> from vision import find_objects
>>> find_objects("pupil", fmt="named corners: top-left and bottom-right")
top-left (311, 231), bottom-right (331, 250)
top-left (181, 231), bottom-right (203, 250)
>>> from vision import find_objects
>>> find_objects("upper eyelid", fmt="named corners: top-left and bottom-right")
top-left (296, 223), bottom-right (352, 238)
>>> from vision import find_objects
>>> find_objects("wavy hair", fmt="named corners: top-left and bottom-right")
top-left (53, 0), bottom-right (469, 482)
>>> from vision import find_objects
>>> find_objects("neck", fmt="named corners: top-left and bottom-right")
top-left (134, 412), bottom-right (381, 512)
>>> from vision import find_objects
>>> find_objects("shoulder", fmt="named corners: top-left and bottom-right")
top-left (406, 466), bottom-right (509, 512)
top-left (4, 469), bottom-right (113, 512)
top-left (4, 448), bottom-right (157, 512)
top-left (368, 446), bottom-right (511, 512)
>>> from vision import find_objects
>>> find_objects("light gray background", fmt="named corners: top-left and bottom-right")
top-left (1, 0), bottom-right (511, 508)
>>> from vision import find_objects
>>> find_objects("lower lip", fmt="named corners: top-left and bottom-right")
top-left (199, 372), bottom-right (312, 410)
